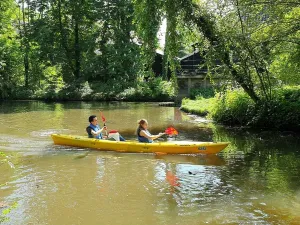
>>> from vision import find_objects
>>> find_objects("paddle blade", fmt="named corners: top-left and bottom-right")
top-left (165, 127), bottom-right (178, 136)
top-left (100, 112), bottom-right (106, 123)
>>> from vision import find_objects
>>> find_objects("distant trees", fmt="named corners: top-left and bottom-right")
top-left (1, 0), bottom-right (142, 99)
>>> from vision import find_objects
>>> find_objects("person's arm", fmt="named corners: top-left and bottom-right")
top-left (91, 126), bottom-right (107, 137)
top-left (140, 130), bottom-right (164, 140)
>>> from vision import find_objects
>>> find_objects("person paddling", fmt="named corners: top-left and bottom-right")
top-left (86, 115), bottom-right (125, 141)
top-left (137, 119), bottom-right (164, 143)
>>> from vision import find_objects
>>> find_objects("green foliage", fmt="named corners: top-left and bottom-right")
top-left (251, 86), bottom-right (300, 130)
top-left (10, 78), bottom-right (176, 101)
top-left (0, 0), bottom-right (143, 100)
top-left (117, 77), bottom-right (176, 101)
top-left (190, 87), bottom-right (215, 100)
top-left (0, 202), bottom-right (18, 223)
top-left (269, 7), bottom-right (300, 84)
top-left (0, 152), bottom-right (7, 164)
top-left (55, 82), bottom-right (93, 101)
top-left (12, 87), bottom-right (34, 100)
top-left (133, 0), bottom-right (162, 74)
top-left (210, 89), bottom-right (256, 125)
top-left (270, 46), bottom-right (300, 85)
top-left (0, 0), bottom-right (22, 99)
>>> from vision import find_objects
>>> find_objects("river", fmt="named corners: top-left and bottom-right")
top-left (1, 101), bottom-right (300, 224)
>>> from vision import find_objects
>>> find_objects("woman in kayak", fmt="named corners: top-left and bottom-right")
top-left (86, 115), bottom-right (125, 141)
top-left (137, 119), bottom-right (164, 143)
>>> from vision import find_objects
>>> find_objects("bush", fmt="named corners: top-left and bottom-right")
top-left (190, 87), bottom-right (215, 100)
top-left (117, 77), bottom-right (176, 101)
top-left (12, 87), bottom-right (34, 100)
top-left (251, 86), bottom-right (300, 130)
top-left (210, 89), bottom-right (256, 125)
top-left (56, 81), bottom-right (93, 101)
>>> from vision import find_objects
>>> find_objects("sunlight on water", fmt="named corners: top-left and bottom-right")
top-left (1, 101), bottom-right (300, 224)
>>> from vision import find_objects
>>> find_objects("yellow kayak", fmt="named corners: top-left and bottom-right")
top-left (51, 134), bottom-right (229, 155)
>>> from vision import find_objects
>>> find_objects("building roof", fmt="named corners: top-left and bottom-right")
top-left (178, 50), bottom-right (200, 61)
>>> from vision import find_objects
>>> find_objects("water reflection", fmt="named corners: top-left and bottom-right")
top-left (154, 154), bottom-right (225, 166)
top-left (1, 101), bottom-right (300, 224)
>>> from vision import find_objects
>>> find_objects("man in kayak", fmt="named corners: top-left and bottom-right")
top-left (86, 115), bottom-right (125, 141)
top-left (137, 119), bottom-right (164, 143)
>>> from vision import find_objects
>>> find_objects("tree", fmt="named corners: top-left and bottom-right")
top-left (1, 0), bottom-right (299, 101)
top-left (0, 0), bottom-right (22, 99)
top-left (174, 0), bottom-right (300, 102)
top-left (133, 0), bottom-right (163, 78)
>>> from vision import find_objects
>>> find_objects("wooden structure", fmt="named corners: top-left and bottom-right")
top-left (152, 49), bottom-right (171, 79)
top-left (177, 50), bottom-right (213, 97)
top-left (152, 49), bottom-right (163, 76)
top-left (152, 48), bottom-right (218, 98)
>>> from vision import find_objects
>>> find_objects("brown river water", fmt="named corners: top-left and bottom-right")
top-left (1, 101), bottom-right (300, 225)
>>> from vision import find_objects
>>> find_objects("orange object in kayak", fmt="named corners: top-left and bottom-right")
top-left (109, 130), bottom-right (118, 134)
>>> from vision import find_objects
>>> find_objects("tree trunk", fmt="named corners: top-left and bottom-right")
top-left (162, 17), bottom-right (169, 80)
top-left (22, 0), bottom-right (30, 87)
top-left (24, 54), bottom-right (29, 87)
top-left (187, 6), bottom-right (260, 103)
top-left (57, 0), bottom-right (74, 75)
top-left (99, 21), bottom-right (108, 81)
top-left (74, 19), bottom-right (80, 79)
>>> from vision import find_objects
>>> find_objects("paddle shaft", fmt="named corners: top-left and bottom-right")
top-left (103, 122), bottom-right (108, 136)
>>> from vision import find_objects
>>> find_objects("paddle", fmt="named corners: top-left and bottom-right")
top-left (100, 111), bottom-right (108, 136)
top-left (164, 126), bottom-right (179, 137)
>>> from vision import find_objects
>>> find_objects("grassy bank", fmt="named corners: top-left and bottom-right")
top-left (180, 98), bottom-right (214, 116)
top-left (181, 86), bottom-right (300, 131)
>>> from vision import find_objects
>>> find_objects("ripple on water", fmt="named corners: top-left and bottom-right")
top-left (30, 129), bottom-right (71, 137)
top-left (0, 135), bottom-right (52, 152)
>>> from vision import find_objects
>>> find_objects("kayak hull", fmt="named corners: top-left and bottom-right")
top-left (51, 134), bottom-right (229, 155)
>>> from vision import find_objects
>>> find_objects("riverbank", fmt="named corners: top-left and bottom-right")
top-left (181, 86), bottom-right (300, 131)
top-left (180, 98), bottom-right (214, 116)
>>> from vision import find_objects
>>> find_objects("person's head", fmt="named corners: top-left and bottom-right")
top-left (138, 119), bottom-right (148, 130)
top-left (89, 115), bottom-right (98, 126)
